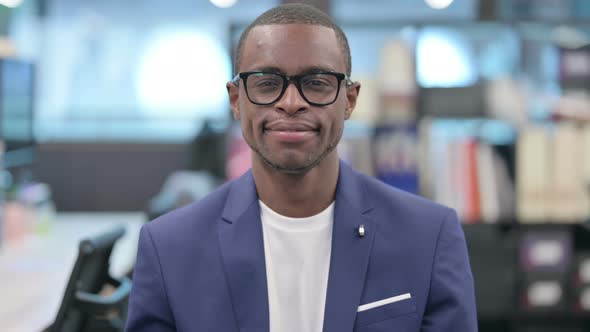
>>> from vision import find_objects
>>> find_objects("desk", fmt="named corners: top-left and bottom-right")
top-left (0, 212), bottom-right (145, 332)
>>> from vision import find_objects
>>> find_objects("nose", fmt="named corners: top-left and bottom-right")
top-left (274, 82), bottom-right (309, 115)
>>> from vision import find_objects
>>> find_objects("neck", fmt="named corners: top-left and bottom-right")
top-left (252, 152), bottom-right (340, 218)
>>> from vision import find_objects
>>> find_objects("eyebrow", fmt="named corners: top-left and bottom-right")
top-left (251, 66), bottom-right (338, 75)
top-left (299, 66), bottom-right (338, 75)
top-left (254, 66), bottom-right (283, 74)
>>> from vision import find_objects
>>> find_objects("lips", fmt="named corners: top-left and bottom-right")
top-left (264, 121), bottom-right (318, 132)
top-left (263, 121), bottom-right (319, 143)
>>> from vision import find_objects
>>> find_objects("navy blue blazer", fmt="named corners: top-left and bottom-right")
top-left (126, 162), bottom-right (477, 331)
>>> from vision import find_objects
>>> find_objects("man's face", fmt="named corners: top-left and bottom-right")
top-left (228, 24), bottom-right (359, 174)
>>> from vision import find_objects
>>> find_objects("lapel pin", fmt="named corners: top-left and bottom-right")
top-left (357, 224), bottom-right (365, 238)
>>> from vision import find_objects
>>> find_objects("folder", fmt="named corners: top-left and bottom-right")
top-left (477, 143), bottom-right (500, 223)
top-left (379, 38), bottom-right (416, 124)
top-left (517, 126), bottom-right (550, 222)
top-left (350, 76), bottom-right (379, 126)
top-left (551, 124), bottom-right (587, 222)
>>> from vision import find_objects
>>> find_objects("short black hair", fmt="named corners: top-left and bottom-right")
top-left (234, 3), bottom-right (352, 76)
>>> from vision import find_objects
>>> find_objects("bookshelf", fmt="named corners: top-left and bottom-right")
top-left (341, 20), bottom-right (590, 332)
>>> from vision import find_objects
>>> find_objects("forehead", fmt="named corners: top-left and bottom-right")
top-left (241, 24), bottom-right (345, 74)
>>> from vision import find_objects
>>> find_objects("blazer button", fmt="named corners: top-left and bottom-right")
top-left (357, 224), bottom-right (365, 238)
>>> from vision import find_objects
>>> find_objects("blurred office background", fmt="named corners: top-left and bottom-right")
top-left (2, 0), bottom-right (590, 331)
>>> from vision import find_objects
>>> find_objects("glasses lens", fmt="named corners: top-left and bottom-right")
top-left (246, 73), bottom-right (283, 104)
top-left (300, 73), bottom-right (339, 105)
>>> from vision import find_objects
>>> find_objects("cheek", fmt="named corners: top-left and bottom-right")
top-left (328, 104), bottom-right (347, 130)
top-left (238, 105), bottom-right (262, 135)
top-left (333, 111), bottom-right (347, 140)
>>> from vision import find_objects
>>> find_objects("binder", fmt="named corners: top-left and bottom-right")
top-left (464, 140), bottom-right (481, 223)
top-left (477, 143), bottom-right (500, 223)
top-left (379, 38), bottom-right (416, 124)
top-left (582, 124), bottom-right (590, 219)
top-left (517, 126), bottom-right (551, 222)
top-left (350, 76), bottom-right (379, 126)
top-left (551, 124), bottom-right (586, 222)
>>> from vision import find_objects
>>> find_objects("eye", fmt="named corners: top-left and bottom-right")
top-left (303, 78), bottom-right (329, 87)
top-left (255, 79), bottom-right (280, 88)
top-left (301, 74), bottom-right (338, 93)
top-left (249, 73), bottom-right (282, 90)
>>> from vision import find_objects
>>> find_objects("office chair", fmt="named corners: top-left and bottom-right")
top-left (45, 226), bottom-right (132, 332)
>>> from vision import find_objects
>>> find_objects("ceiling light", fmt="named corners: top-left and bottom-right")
top-left (209, 0), bottom-right (238, 9)
top-left (0, 0), bottom-right (24, 8)
top-left (425, 0), bottom-right (454, 10)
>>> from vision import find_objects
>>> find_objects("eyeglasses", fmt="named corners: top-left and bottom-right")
top-left (232, 71), bottom-right (353, 106)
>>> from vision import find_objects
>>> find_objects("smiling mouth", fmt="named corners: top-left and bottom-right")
top-left (263, 121), bottom-right (319, 133)
top-left (263, 122), bottom-right (319, 142)
top-left (264, 128), bottom-right (319, 133)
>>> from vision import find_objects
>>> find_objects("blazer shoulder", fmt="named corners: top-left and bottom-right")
top-left (145, 179), bottom-right (234, 239)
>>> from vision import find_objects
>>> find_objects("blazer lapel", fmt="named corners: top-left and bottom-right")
top-left (323, 162), bottom-right (376, 332)
top-left (218, 171), bottom-right (269, 332)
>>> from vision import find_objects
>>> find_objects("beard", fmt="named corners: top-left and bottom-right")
top-left (245, 130), bottom-right (341, 175)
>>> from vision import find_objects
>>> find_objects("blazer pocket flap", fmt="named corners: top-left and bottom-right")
top-left (355, 294), bottom-right (416, 327)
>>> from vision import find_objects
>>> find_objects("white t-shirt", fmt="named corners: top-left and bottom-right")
top-left (259, 200), bottom-right (334, 332)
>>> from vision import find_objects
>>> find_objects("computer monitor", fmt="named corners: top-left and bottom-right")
top-left (418, 85), bottom-right (486, 118)
top-left (0, 59), bottom-right (36, 168)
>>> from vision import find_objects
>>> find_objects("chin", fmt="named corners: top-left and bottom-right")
top-left (271, 163), bottom-right (315, 174)
top-left (264, 153), bottom-right (327, 174)
top-left (266, 158), bottom-right (309, 172)
top-left (250, 139), bottom-right (334, 174)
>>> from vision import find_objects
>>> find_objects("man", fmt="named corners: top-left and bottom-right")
top-left (126, 3), bottom-right (477, 332)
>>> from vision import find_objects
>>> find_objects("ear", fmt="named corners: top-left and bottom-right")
top-left (344, 81), bottom-right (361, 120)
top-left (227, 82), bottom-right (241, 120)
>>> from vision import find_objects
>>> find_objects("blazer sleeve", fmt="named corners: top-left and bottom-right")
top-left (126, 225), bottom-right (176, 332)
top-left (421, 209), bottom-right (478, 332)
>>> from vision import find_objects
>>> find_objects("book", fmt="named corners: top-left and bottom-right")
top-left (379, 38), bottom-right (416, 124)
top-left (374, 125), bottom-right (419, 194)
top-left (350, 75), bottom-right (379, 126)
top-left (464, 140), bottom-right (481, 223)
top-left (517, 126), bottom-right (551, 223)
top-left (477, 143), bottom-right (500, 223)
top-left (550, 123), bottom-right (587, 222)
top-left (582, 124), bottom-right (590, 219)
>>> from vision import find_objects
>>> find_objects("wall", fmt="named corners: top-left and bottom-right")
top-left (33, 143), bottom-right (190, 211)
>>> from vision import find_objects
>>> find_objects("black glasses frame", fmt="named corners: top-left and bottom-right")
top-left (232, 71), bottom-right (353, 106)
